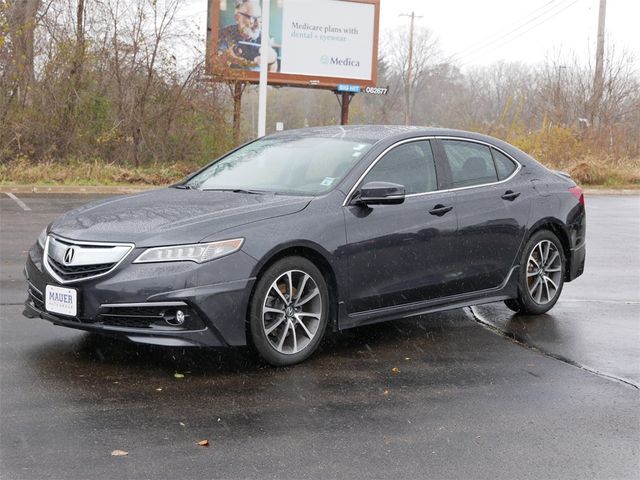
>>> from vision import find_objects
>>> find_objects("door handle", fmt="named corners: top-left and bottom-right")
top-left (501, 190), bottom-right (521, 201)
top-left (429, 204), bottom-right (453, 216)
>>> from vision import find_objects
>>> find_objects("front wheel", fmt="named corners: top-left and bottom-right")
top-left (504, 230), bottom-right (565, 315)
top-left (248, 256), bottom-right (329, 366)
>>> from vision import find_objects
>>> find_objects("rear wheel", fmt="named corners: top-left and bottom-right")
top-left (505, 230), bottom-right (565, 315)
top-left (249, 256), bottom-right (329, 366)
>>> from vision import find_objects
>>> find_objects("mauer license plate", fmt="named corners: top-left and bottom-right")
top-left (45, 285), bottom-right (77, 317)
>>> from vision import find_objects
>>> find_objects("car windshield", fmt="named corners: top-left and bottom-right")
top-left (184, 135), bottom-right (373, 195)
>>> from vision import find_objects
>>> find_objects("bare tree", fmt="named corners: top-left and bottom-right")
top-left (384, 26), bottom-right (440, 125)
top-left (3, 0), bottom-right (41, 106)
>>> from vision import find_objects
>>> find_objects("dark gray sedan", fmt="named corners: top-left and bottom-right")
top-left (24, 126), bottom-right (586, 366)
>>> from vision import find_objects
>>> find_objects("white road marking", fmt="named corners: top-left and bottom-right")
top-left (4, 192), bottom-right (32, 211)
top-left (562, 298), bottom-right (640, 305)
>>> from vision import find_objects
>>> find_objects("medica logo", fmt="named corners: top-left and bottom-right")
top-left (320, 56), bottom-right (361, 67)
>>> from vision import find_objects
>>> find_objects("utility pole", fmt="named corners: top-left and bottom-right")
top-left (591, 0), bottom-right (607, 126)
top-left (400, 12), bottom-right (422, 126)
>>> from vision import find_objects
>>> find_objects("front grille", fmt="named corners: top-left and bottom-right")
top-left (44, 235), bottom-right (133, 284)
top-left (48, 256), bottom-right (115, 281)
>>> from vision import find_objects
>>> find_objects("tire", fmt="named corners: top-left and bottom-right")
top-left (248, 256), bottom-right (329, 366)
top-left (504, 230), bottom-right (566, 315)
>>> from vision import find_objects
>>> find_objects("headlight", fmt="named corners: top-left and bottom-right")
top-left (133, 238), bottom-right (244, 264)
top-left (37, 228), bottom-right (48, 249)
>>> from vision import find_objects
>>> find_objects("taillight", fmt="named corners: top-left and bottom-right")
top-left (569, 186), bottom-right (584, 205)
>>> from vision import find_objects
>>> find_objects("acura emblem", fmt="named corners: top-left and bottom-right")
top-left (63, 247), bottom-right (75, 265)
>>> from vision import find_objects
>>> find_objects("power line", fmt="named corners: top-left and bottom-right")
top-left (454, 0), bottom-right (576, 64)
top-left (461, 0), bottom-right (579, 66)
top-left (447, 0), bottom-right (561, 62)
top-left (455, 0), bottom-right (581, 66)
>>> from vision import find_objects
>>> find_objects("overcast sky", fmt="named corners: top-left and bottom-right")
top-left (180, 0), bottom-right (639, 69)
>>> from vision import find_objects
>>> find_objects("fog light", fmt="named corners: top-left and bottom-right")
top-left (165, 309), bottom-right (186, 326)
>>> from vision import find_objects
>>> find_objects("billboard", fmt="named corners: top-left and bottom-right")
top-left (206, 0), bottom-right (380, 89)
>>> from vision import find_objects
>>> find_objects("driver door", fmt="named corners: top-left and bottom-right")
top-left (343, 139), bottom-right (458, 314)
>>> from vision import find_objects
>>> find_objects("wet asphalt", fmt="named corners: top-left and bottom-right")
top-left (1, 193), bottom-right (639, 479)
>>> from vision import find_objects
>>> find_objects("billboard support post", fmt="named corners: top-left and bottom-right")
top-left (338, 92), bottom-right (354, 125)
top-left (232, 81), bottom-right (245, 144)
top-left (257, 0), bottom-right (271, 137)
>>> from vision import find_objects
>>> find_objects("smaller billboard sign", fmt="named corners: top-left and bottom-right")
top-left (336, 84), bottom-right (361, 93)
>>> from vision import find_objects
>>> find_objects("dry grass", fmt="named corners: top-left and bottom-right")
top-left (481, 123), bottom-right (640, 186)
top-left (566, 157), bottom-right (640, 186)
top-left (0, 157), bottom-right (198, 186)
top-left (1, 132), bottom-right (639, 187)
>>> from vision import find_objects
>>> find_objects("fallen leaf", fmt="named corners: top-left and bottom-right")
top-left (155, 388), bottom-right (162, 391)
top-left (197, 439), bottom-right (209, 447)
top-left (383, 389), bottom-right (390, 396)
top-left (174, 373), bottom-right (185, 379)
top-left (179, 422), bottom-right (185, 427)
top-left (404, 357), bottom-right (411, 361)
top-left (391, 367), bottom-right (400, 374)
top-left (111, 450), bottom-right (128, 457)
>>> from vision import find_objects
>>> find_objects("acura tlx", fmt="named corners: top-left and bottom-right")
top-left (24, 126), bottom-right (586, 366)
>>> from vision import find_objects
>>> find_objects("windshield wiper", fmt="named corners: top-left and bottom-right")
top-left (171, 184), bottom-right (197, 190)
top-left (201, 188), bottom-right (268, 195)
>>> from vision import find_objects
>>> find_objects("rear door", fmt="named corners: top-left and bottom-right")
top-left (435, 138), bottom-right (530, 293)
top-left (343, 139), bottom-right (459, 313)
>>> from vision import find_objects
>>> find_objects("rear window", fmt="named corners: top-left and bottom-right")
top-left (492, 148), bottom-right (517, 180)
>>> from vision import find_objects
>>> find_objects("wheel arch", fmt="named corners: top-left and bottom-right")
top-left (525, 218), bottom-right (572, 280)
top-left (246, 242), bottom-right (341, 331)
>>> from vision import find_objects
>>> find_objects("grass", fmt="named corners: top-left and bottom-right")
top-left (0, 157), bottom-right (198, 187)
top-left (1, 151), bottom-right (639, 189)
top-left (564, 157), bottom-right (640, 186)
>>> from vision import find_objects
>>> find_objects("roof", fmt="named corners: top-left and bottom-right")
top-left (267, 125), bottom-right (533, 164)
top-left (269, 124), bottom-right (498, 144)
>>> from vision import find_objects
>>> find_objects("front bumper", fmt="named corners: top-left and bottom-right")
top-left (23, 244), bottom-right (257, 347)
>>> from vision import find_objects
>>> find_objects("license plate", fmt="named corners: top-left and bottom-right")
top-left (45, 285), bottom-right (78, 317)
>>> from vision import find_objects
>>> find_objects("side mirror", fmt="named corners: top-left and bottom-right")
top-left (353, 181), bottom-right (406, 205)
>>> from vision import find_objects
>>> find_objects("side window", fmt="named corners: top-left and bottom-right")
top-left (362, 140), bottom-right (437, 195)
top-left (441, 140), bottom-right (498, 188)
top-left (492, 148), bottom-right (517, 180)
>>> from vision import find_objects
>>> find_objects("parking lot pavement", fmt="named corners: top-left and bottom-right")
top-left (473, 195), bottom-right (640, 387)
top-left (1, 193), bottom-right (639, 479)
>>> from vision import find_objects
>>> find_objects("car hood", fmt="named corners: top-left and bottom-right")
top-left (50, 188), bottom-right (311, 247)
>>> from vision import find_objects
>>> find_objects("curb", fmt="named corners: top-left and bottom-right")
top-left (0, 185), bottom-right (158, 194)
top-left (582, 188), bottom-right (640, 196)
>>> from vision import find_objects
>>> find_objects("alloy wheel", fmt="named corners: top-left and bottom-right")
top-left (261, 270), bottom-right (322, 355)
top-left (526, 240), bottom-right (563, 305)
